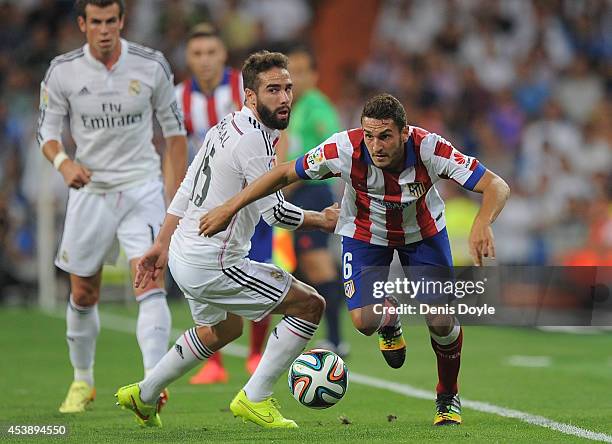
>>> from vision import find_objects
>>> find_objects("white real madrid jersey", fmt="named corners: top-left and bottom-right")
top-left (167, 106), bottom-right (304, 269)
top-left (37, 39), bottom-right (186, 192)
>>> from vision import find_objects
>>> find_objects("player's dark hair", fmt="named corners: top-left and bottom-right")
top-left (75, 0), bottom-right (125, 18)
top-left (187, 22), bottom-right (221, 42)
top-left (242, 50), bottom-right (288, 92)
top-left (287, 44), bottom-right (317, 71)
top-left (361, 93), bottom-right (407, 131)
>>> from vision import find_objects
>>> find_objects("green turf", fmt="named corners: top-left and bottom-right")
top-left (0, 302), bottom-right (610, 443)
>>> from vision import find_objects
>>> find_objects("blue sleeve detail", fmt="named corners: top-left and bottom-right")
top-left (294, 156), bottom-right (311, 180)
top-left (463, 163), bottom-right (486, 190)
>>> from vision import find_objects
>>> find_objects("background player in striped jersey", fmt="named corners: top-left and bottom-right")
top-left (176, 23), bottom-right (274, 385)
top-left (200, 93), bottom-right (510, 426)
top-left (37, 0), bottom-right (187, 413)
top-left (115, 51), bottom-right (339, 429)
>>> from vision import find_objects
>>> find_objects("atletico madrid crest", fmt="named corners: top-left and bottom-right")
top-left (405, 182), bottom-right (426, 198)
top-left (344, 280), bottom-right (355, 298)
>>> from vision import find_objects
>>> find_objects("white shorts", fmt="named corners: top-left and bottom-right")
top-left (55, 179), bottom-right (165, 277)
top-left (168, 255), bottom-right (292, 326)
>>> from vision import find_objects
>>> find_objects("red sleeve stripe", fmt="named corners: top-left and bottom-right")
top-left (434, 140), bottom-right (452, 159)
top-left (469, 159), bottom-right (479, 171)
top-left (323, 142), bottom-right (339, 159)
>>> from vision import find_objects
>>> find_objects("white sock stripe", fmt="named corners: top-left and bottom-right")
top-left (68, 297), bottom-right (95, 314)
top-left (135, 288), bottom-right (167, 302)
top-left (282, 316), bottom-right (317, 337)
top-left (187, 328), bottom-right (213, 359)
top-left (430, 323), bottom-right (461, 346)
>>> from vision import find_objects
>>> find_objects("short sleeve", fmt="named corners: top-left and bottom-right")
top-left (294, 133), bottom-right (343, 180)
top-left (422, 133), bottom-right (486, 190)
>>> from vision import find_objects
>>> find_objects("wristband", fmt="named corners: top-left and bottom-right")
top-left (53, 151), bottom-right (69, 170)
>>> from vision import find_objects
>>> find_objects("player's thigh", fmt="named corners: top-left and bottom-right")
top-left (116, 179), bottom-right (165, 264)
top-left (270, 277), bottom-right (325, 323)
top-left (397, 228), bottom-right (454, 305)
top-left (296, 249), bottom-right (337, 283)
top-left (56, 189), bottom-right (119, 277)
top-left (342, 236), bottom-right (394, 311)
top-left (169, 255), bottom-right (292, 324)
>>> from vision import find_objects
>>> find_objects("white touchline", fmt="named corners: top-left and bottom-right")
top-left (45, 309), bottom-right (612, 443)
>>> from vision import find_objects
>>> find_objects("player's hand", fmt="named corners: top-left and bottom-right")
top-left (319, 202), bottom-right (340, 233)
top-left (469, 218), bottom-right (495, 266)
top-left (59, 159), bottom-right (92, 189)
top-left (134, 242), bottom-right (168, 288)
top-left (199, 205), bottom-right (234, 237)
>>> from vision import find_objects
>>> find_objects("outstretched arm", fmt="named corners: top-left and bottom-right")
top-left (468, 170), bottom-right (511, 266)
top-left (199, 160), bottom-right (301, 236)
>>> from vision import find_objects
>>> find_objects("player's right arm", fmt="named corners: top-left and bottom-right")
top-left (38, 63), bottom-right (92, 188)
top-left (135, 139), bottom-right (208, 288)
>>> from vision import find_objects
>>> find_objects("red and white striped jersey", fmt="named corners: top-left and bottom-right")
top-left (295, 126), bottom-right (486, 246)
top-left (175, 67), bottom-right (244, 158)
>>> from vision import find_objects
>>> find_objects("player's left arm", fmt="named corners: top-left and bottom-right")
top-left (151, 52), bottom-right (188, 202)
top-left (468, 170), bottom-right (511, 266)
top-left (426, 134), bottom-right (510, 265)
top-left (162, 134), bottom-right (188, 202)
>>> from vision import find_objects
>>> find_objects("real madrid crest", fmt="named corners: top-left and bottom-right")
top-left (270, 270), bottom-right (284, 281)
top-left (128, 79), bottom-right (141, 96)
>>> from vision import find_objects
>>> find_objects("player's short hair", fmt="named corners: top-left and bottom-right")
top-left (242, 50), bottom-right (289, 92)
top-left (287, 44), bottom-right (317, 71)
top-left (187, 23), bottom-right (221, 43)
top-left (361, 93), bottom-right (407, 131)
top-left (75, 0), bottom-right (125, 18)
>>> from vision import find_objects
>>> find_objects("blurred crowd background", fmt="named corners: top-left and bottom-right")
top-left (0, 0), bottom-right (610, 303)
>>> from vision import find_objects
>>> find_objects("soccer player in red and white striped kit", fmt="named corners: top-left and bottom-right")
top-left (200, 93), bottom-right (511, 425)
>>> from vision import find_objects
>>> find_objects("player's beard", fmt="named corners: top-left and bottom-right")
top-left (257, 102), bottom-right (291, 130)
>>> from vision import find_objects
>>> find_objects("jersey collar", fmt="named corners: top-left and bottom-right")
top-left (83, 38), bottom-right (128, 71)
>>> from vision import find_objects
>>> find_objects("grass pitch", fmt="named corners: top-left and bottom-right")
top-left (1, 300), bottom-right (610, 443)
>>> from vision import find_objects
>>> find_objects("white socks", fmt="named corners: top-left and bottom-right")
top-left (136, 290), bottom-right (172, 375)
top-left (66, 295), bottom-right (100, 387)
top-left (243, 316), bottom-right (318, 402)
top-left (139, 327), bottom-right (213, 404)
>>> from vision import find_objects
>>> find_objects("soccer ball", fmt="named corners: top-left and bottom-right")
top-left (288, 349), bottom-right (348, 409)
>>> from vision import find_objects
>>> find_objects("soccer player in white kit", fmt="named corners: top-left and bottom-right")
top-left (176, 23), bottom-right (276, 384)
top-left (115, 51), bottom-right (338, 429)
top-left (37, 0), bottom-right (187, 413)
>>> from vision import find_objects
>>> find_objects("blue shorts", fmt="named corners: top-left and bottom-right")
top-left (248, 219), bottom-right (273, 263)
top-left (341, 229), bottom-right (453, 310)
top-left (290, 183), bottom-right (335, 254)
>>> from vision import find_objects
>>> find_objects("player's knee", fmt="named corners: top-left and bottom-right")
top-left (71, 285), bottom-right (99, 307)
top-left (299, 286), bottom-right (326, 322)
